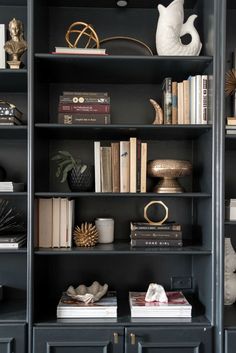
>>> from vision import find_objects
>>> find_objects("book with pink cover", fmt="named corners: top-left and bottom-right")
top-left (129, 291), bottom-right (192, 317)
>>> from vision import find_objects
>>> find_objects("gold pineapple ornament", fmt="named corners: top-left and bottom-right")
top-left (73, 222), bottom-right (98, 247)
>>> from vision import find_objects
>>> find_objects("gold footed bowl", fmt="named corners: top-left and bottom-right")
top-left (147, 159), bottom-right (192, 193)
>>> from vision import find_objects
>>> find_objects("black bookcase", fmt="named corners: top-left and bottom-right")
top-left (0, 0), bottom-right (228, 353)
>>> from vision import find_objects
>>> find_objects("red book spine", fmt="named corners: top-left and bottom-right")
top-left (58, 103), bottom-right (110, 114)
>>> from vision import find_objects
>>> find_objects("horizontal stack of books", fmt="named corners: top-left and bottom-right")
top-left (162, 75), bottom-right (211, 125)
top-left (0, 234), bottom-right (26, 249)
top-left (0, 102), bottom-right (23, 125)
top-left (94, 138), bottom-right (147, 193)
top-left (37, 198), bottom-right (74, 248)
top-left (130, 222), bottom-right (183, 248)
top-left (58, 91), bottom-right (111, 125)
top-left (225, 117), bottom-right (236, 134)
top-left (129, 291), bottom-right (192, 317)
top-left (57, 291), bottom-right (117, 318)
top-left (0, 182), bottom-right (24, 192)
top-left (53, 47), bottom-right (107, 56)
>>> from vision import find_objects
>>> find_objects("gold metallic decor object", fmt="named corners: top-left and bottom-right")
top-left (148, 159), bottom-right (192, 193)
top-left (144, 201), bottom-right (168, 225)
top-left (65, 22), bottom-right (100, 49)
top-left (73, 222), bottom-right (99, 247)
top-left (149, 99), bottom-right (164, 124)
top-left (4, 18), bottom-right (27, 69)
top-left (225, 69), bottom-right (236, 96)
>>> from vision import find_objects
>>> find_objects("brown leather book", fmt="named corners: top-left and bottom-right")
top-left (100, 147), bottom-right (112, 192)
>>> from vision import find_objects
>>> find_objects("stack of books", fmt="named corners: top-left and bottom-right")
top-left (0, 102), bottom-right (23, 125)
top-left (225, 199), bottom-right (236, 220)
top-left (36, 198), bottom-right (74, 248)
top-left (162, 75), bottom-right (211, 125)
top-left (0, 234), bottom-right (26, 249)
top-left (94, 138), bottom-right (147, 193)
top-left (53, 47), bottom-right (107, 56)
top-left (0, 182), bottom-right (24, 192)
top-left (225, 117), bottom-right (236, 135)
top-left (57, 291), bottom-right (117, 318)
top-left (129, 291), bottom-right (192, 317)
top-left (130, 222), bottom-right (182, 248)
top-left (58, 91), bottom-right (111, 125)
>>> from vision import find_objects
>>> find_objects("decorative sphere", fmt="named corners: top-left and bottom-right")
top-left (65, 21), bottom-right (99, 49)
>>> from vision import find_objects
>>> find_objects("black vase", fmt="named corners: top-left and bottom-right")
top-left (67, 165), bottom-right (94, 192)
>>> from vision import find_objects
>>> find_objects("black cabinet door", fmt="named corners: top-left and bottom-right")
top-left (34, 326), bottom-right (124, 353)
top-left (126, 326), bottom-right (212, 353)
top-left (225, 330), bottom-right (236, 353)
top-left (0, 324), bottom-right (26, 353)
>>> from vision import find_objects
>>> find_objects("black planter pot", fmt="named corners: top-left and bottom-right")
top-left (67, 165), bottom-right (94, 192)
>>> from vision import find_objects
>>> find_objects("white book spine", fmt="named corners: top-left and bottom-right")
top-left (177, 82), bottom-right (183, 124)
top-left (60, 198), bottom-right (68, 247)
top-left (190, 76), bottom-right (196, 124)
top-left (120, 141), bottom-right (130, 193)
top-left (201, 75), bottom-right (208, 124)
top-left (67, 199), bottom-right (75, 248)
top-left (52, 198), bottom-right (60, 248)
top-left (195, 75), bottom-right (202, 124)
top-left (129, 137), bottom-right (137, 193)
top-left (94, 141), bottom-right (101, 192)
top-left (0, 24), bottom-right (5, 69)
top-left (140, 143), bottom-right (147, 193)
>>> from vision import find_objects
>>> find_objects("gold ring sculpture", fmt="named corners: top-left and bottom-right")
top-left (65, 21), bottom-right (100, 49)
top-left (144, 201), bottom-right (168, 225)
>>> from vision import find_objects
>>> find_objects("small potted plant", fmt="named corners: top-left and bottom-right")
top-left (52, 150), bottom-right (94, 192)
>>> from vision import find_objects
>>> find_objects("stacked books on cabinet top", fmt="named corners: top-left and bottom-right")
top-left (129, 291), bottom-right (192, 317)
top-left (0, 234), bottom-right (26, 249)
top-left (53, 47), bottom-right (107, 56)
top-left (130, 222), bottom-right (183, 248)
top-left (162, 75), bottom-right (211, 125)
top-left (36, 198), bottom-right (74, 248)
top-left (57, 291), bottom-right (117, 318)
top-left (0, 182), bottom-right (24, 192)
top-left (58, 92), bottom-right (111, 125)
top-left (0, 101), bottom-right (23, 125)
top-left (94, 138), bottom-right (147, 193)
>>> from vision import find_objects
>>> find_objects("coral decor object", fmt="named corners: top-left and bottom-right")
top-left (156, 0), bottom-right (202, 56)
top-left (145, 283), bottom-right (168, 303)
top-left (73, 222), bottom-right (98, 247)
top-left (66, 281), bottom-right (108, 304)
top-left (225, 69), bottom-right (236, 96)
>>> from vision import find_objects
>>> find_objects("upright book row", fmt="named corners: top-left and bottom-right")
top-left (162, 75), bottom-right (211, 125)
top-left (36, 198), bottom-right (75, 248)
top-left (94, 138), bottom-right (147, 193)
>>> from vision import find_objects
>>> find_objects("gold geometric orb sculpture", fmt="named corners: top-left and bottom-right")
top-left (65, 21), bottom-right (100, 49)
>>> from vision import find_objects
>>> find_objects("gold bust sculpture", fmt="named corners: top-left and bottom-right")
top-left (4, 18), bottom-right (27, 69)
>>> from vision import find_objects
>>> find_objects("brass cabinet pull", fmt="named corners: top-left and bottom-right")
top-left (113, 332), bottom-right (119, 344)
top-left (130, 333), bottom-right (136, 345)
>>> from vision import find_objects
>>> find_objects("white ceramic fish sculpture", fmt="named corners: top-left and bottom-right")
top-left (156, 0), bottom-right (202, 56)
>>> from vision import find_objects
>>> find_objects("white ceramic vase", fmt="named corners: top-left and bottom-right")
top-left (224, 237), bottom-right (236, 305)
top-left (156, 0), bottom-right (202, 56)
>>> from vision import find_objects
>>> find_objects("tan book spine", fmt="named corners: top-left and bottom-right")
top-left (111, 142), bottom-right (120, 192)
top-left (177, 82), bottom-right (184, 124)
top-left (60, 198), bottom-right (68, 247)
top-left (140, 143), bottom-right (147, 193)
top-left (183, 80), bottom-right (190, 124)
top-left (52, 198), bottom-right (60, 248)
top-left (120, 141), bottom-right (130, 193)
top-left (39, 198), bottom-right (53, 248)
top-left (130, 137), bottom-right (137, 193)
top-left (172, 82), bottom-right (178, 124)
top-left (100, 146), bottom-right (112, 192)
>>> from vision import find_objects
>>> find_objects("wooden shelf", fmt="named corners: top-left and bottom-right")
top-left (35, 124), bottom-right (212, 140)
top-left (0, 299), bottom-right (26, 322)
top-left (35, 192), bottom-right (211, 198)
top-left (45, 0), bottom-right (198, 8)
top-left (34, 243), bottom-right (212, 255)
top-left (35, 54), bottom-right (213, 84)
top-left (0, 69), bottom-right (27, 92)
top-left (0, 126), bottom-right (27, 139)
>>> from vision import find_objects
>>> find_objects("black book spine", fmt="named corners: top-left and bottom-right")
top-left (130, 231), bottom-right (182, 239)
top-left (130, 223), bottom-right (181, 231)
top-left (130, 239), bottom-right (183, 247)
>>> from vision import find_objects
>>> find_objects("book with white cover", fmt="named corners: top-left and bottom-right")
top-left (60, 198), bottom-right (68, 247)
top-left (0, 237), bottom-right (26, 249)
top-left (67, 199), bottom-right (75, 247)
top-left (38, 198), bottom-right (53, 248)
top-left (52, 198), bottom-right (60, 247)
top-left (94, 141), bottom-right (101, 192)
top-left (129, 137), bottom-right (137, 193)
top-left (120, 141), bottom-right (130, 192)
top-left (201, 75), bottom-right (208, 124)
top-left (129, 291), bottom-right (192, 317)
top-left (189, 76), bottom-right (196, 124)
top-left (57, 291), bottom-right (117, 318)
top-left (177, 82), bottom-right (183, 124)
top-left (54, 47), bottom-right (106, 55)
top-left (0, 24), bottom-right (5, 69)
top-left (140, 142), bottom-right (147, 193)
top-left (195, 75), bottom-right (202, 124)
